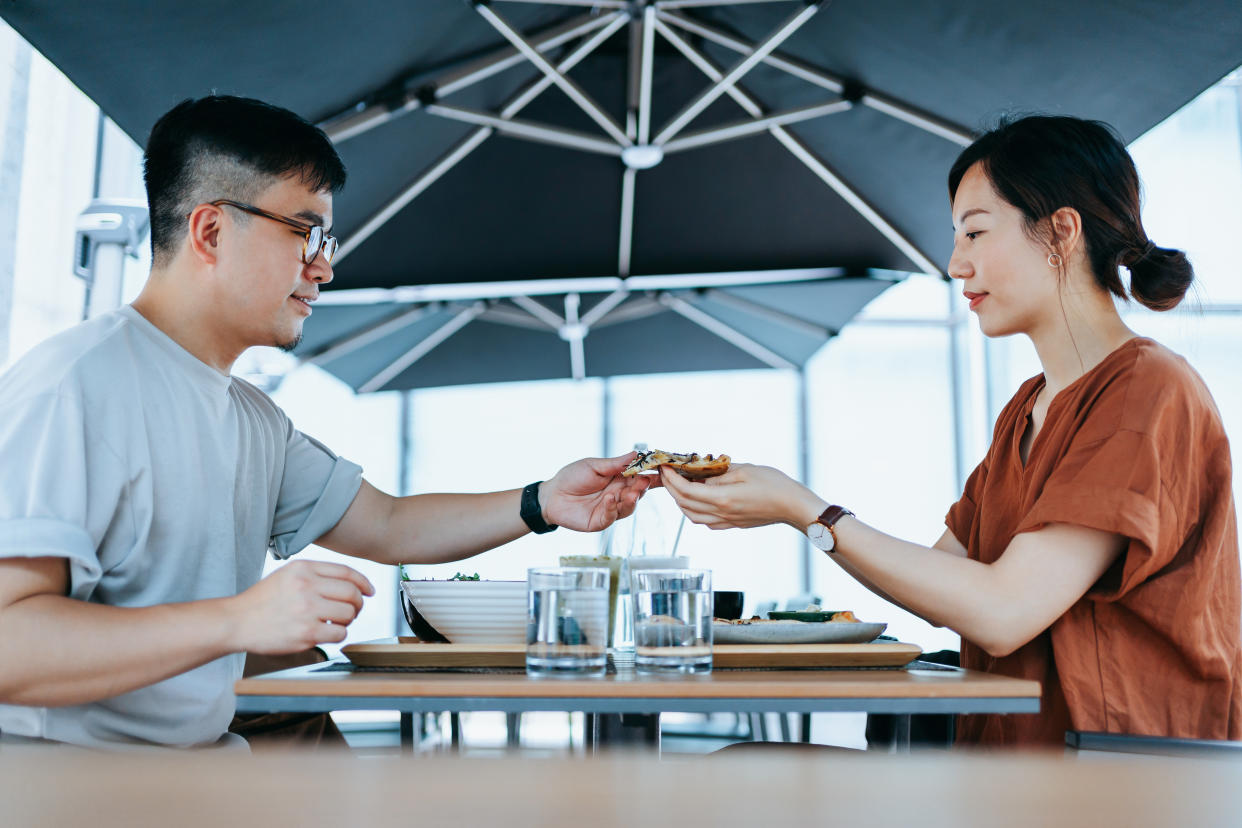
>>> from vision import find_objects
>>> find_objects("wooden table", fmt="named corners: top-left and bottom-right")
top-left (235, 660), bottom-right (1040, 750)
top-left (6, 750), bottom-right (1241, 827)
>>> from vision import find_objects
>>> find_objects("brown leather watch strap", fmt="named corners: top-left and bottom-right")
top-left (816, 505), bottom-right (853, 530)
top-left (816, 505), bottom-right (854, 550)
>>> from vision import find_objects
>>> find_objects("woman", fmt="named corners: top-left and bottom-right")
top-left (661, 115), bottom-right (1240, 747)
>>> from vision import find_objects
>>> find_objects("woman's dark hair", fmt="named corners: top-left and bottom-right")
top-left (948, 115), bottom-right (1192, 311)
top-left (143, 95), bottom-right (347, 267)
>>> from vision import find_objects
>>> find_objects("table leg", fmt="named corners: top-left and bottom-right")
top-left (584, 713), bottom-right (597, 754)
top-left (893, 714), bottom-right (912, 752)
top-left (589, 714), bottom-right (660, 753)
top-left (505, 713), bottom-right (522, 748)
top-left (449, 712), bottom-right (462, 753)
top-left (748, 712), bottom-right (767, 741)
top-left (399, 712), bottom-right (414, 754)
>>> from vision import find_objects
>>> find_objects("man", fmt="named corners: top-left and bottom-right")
top-left (0, 96), bottom-right (651, 749)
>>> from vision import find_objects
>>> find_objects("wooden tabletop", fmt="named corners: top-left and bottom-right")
top-left (234, 660), bottom-right (1040, 716)
top-left (5, 750), bottom-right (1240, 828)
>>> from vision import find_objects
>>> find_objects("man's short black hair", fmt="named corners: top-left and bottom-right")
top-left (143, 95), bottom-right (347, 267)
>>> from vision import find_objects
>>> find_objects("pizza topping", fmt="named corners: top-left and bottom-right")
top-left (622, 449), bottom-right (731, 479)
top-left (712, 612), bottom-right (860, 624)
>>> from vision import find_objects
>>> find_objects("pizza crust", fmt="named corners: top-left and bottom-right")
top-left (622, 449), bottom-right (731, 480)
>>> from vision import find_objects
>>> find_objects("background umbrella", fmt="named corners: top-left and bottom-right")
top-left (296, 269), bottom-right (903, 391)
top-left (4, 0), bottom-right (1241, 387)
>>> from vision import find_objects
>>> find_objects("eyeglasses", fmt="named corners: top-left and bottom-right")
top-left (208, 199), bottom-right (338, 266)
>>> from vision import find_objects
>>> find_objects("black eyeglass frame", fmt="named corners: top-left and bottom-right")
top-left (206, 199), bottom-right (338, 265)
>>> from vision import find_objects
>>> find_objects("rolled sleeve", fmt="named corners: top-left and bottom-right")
top-left (1018, 429), bottom-right (1164, 598)
top-left (268, 431), bottom-right (363, 559)
top-left (0, 391), bottom-right (121, 599)
top-left (0, 519), bottom-right (101, 600)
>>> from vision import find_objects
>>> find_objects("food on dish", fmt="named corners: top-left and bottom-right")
top-left (714, 611), bottom-right (860, 624)
top-left (622, 449), bottom-right (731, 480)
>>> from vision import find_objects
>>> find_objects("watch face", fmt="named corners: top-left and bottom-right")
top-left (807, 522), bottom-right (835, 552)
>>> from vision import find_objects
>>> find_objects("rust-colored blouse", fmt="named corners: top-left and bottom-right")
top-left (946, 337), bottom-right (1241, 747)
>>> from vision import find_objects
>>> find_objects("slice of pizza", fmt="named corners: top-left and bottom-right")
top-left (622, 449), bottom-right (731, 480)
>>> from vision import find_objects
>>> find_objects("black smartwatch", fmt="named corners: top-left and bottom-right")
top-left (520, 481), bottom-right (558, 534)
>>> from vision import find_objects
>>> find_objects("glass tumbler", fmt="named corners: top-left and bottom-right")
top-left (526, 567), bottom-right (610, 677)
top-left (631, 568), bottom-right (713, 674)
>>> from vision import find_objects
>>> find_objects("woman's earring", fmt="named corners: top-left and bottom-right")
top-left (1047, 252), bottom-right (1063, 268)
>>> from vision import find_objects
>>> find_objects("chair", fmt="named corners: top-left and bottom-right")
top-left (1066, 730), bottom-right (1242, 758)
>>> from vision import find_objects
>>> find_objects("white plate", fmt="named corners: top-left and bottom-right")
top-left (712, 620), bottom-right (887, 645)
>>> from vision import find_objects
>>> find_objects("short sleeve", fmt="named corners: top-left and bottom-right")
top-left (0, 391), bottom-right (123, 599)
top-left (1017, 428), bottom-right (1163, 598)
top-left (268, 428), bottom-right (363, 559)
top-left (945, 455), bottom-right (989, 549)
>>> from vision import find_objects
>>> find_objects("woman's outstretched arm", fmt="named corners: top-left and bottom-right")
top-left (660, 465), bottom-right (1123, 656)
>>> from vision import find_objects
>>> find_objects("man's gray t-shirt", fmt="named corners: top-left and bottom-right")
top-left (0, 306), bottom-right (363, 748)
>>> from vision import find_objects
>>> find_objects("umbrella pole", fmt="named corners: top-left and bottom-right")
top-left (395, 389), bottom-right (413, 637)
top-left (798, 366), bottom-right (812, 595)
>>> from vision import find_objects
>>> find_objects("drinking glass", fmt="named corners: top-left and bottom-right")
top-left (526, 567), bottom-right (610, 677)
top-left (631, 568), bottom-right (712, 674)
top-left (558, 554), bottom-right (625, 654)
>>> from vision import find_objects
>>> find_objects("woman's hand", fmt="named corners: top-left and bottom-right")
top-left (658, 463), bottom-right (826, 530)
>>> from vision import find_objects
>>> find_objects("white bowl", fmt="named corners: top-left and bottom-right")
top-left (401, 579), bottom-right (527, 645)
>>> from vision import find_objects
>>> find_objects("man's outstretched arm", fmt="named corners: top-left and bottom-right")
top-left (316, 453), bottom-right (653, 566)
top-left (0, 555), bottom-right (372, 707)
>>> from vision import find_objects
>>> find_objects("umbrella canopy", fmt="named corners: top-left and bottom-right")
top-left (5, 1), bottom-right (1240, 388)
top-left (295, 268), bottom-right (903, 392)
top-left (6, 0), bottom-right (1241, 283)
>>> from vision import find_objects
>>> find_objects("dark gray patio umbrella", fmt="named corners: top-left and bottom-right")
top-left (296, 268), bottom-right (903, 391)
top-left (5, 0), bottom-right (1241, 389)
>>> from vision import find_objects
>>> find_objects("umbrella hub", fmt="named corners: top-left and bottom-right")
top-left (621, 144), bottom-right (663, 170)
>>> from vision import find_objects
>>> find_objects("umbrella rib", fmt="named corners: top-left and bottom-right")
top-left (497, 0), bottom-right (628, 6)
top-left (501, 12), bottom-right (631, 118)
top-left (424, 104), bottom-right (624, 156)
top-left (660, 0), bottom-right (797, 7)
top-left (657, 9), bottom-right (975, 146)
top-left (662, 99), bottom-right (853, 154)
top-left (358, 303), bottom-right (486, 393)
top-left (478, 304), bottom-right (559, 331)
top-left (318, 13), bottom-right (616, 143)
top-left (579, 289), bottom-right (631, 328)
top-left (702, 288), bottom-right (836, 338)
top-left (628, 265), bottom-right (846, 290)
top-left (659, 294), bottom-right (796, 370)
top-left (319, 277), bottom-right (624, 304)
top-left (474, 2), bottom-right (633, 147)
top-left (589, 295), bottom-right (666, 329)
top-left (511, 295), bottom-right (566, 329)
top-left (653, 16), bottom-right (762, 117)
top-left (652, 2), bottom-right (820, 146)
top-left (334, 16), bottom-right (627, 262)
top-left (305, 304), bottom-right (433, 366)
top-left (770, 127), bottom-right (944, 276)
top-left (335, 129), bottom-right (491, 264)
top-left (654, 22), bottom-right (944, 277)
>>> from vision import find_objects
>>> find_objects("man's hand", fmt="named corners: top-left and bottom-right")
top-left (226, 560), bottom-right (374, 655)
top-left (540, 452), bottom-right (655, 532)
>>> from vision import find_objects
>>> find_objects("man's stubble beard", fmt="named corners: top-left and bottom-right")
top-left (277, 331), bottom-right (303, 352)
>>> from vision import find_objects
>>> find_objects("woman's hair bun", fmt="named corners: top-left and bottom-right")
top-left (1124, 240), bottom-right (1193, 311)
